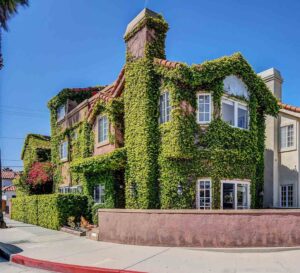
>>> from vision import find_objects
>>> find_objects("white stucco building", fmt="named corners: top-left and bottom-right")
top-left (260, 68), bottom-right (300, 208)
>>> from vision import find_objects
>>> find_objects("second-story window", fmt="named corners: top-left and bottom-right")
top-left (98, 116), bottom-right (109, 143)
top-left (197, 94), bottom-right (211, 124)
top-left (281, 124), bottom-right (294, 150)
top-left (57, 105), bottom-right (66, 121)
top-left (159, 91), bottom-right (171, 124)
top-left (59, 141), bottom-right (68, 161)
top-left (222, 98), bottom-right (248, 129)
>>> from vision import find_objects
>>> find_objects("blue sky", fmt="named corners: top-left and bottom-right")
top-left (1, 0), bottom-right (300, 170)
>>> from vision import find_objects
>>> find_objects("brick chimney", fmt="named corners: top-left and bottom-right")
top-left (124, 8), bottom-right (168, 59)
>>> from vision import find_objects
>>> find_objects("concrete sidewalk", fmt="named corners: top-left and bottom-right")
top-left (1, 217), bottom-right (300, 273)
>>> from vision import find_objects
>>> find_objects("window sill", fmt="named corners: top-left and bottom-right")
top-left (60, 158), bottom-right (68, 163)
top-left (280, 146), bottom-right (297, 153)
top-left (96, 140), bottom-right (110, 148)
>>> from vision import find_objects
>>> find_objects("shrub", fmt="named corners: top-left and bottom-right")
top-left (11, 194), bottom-right (89, 230)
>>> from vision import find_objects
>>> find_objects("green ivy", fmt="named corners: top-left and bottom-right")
top-left (11, 194), bottom-right (89, 230)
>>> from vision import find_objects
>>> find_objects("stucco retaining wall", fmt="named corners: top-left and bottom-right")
top-left (98, 209), bottom-right (300, 247)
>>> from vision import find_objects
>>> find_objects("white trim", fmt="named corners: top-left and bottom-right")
top-left (280, 184), bottom-right (294, 208)
top-left (59, 140), bottom-right (68, 161)
top-left (221, 180), bottom-right (251, 209)
top-left (97, 115), bottom-right (109, 144)
top-left (197, 93), bottom-right (212, 124)
top-left (280, 122), bottom-right (297, 152)
top-left (196, 178), bottom-right (212, 209)
top-left (221, 97), bottom-right (249, 130)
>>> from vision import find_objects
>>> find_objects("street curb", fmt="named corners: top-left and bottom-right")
top-left (11, 254), bottom-right (147, 273)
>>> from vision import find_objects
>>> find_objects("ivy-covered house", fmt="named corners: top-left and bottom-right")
top-left (14, 134), bottom-right (52, 195)
top-left (48, 9), bottom-right (278, 210)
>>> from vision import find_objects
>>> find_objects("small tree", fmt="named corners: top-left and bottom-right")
top-left (27, 162), bottom-right (53, 194)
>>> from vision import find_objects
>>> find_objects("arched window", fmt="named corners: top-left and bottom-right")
top-left (223, 75), bottom-right (249, 99)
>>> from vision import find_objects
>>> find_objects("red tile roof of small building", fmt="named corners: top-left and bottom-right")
top-left (154, 58), bottom-right (182, 69)
top-left (279, 102), bottom-right (300, 114)
top-left (1, 170), bottom-right (18, 180)
top-left (2, 185), bottom-right (16, 192)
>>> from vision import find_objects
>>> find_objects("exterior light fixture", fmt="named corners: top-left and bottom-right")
top-left (177, 184), bottom-right (183, 196)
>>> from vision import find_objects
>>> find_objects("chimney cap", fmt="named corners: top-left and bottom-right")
top-left (124, 8), bottom-right (160, 38)
top-left (258, 68), bottom-right (283, 83)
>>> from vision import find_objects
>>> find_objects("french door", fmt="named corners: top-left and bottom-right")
top-left (221, 181), bottom-right (250, 209)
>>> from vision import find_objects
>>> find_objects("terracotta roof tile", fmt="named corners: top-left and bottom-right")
top-left (2, 185), bottom-right (16, 192)
top-left (279, 102), bottom-right (300, 114)
top-left (1, 170), bottom-right (18, 179)
top-left (153, 58), bottom-right (182, 69)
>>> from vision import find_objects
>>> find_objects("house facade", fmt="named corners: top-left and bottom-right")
top-left (260, 68), bottom-right (300, 208)
top-left (1, 168), bottom-right (18, 213)
top-left (48, 9), bottom-right (278, 210)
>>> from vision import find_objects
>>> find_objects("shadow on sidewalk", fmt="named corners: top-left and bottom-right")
top-left (0, 242), bottom-right (23, 260)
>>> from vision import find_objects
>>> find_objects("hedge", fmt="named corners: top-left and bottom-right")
top-left (11, 194), bottom-right (89, 230)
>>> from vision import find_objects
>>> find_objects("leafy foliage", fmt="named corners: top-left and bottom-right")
top-left (11, 194), bottom-right (89, 230)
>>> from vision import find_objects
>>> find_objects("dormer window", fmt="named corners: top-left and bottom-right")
top-left (159, 91), bottom-right (171, 124)
top-left (98, 116), bottom-right (109, 143)
top-left (197, 93), bottom-right (211, 124)
top-left (222, 98), bottom-right (248, 129)
top-left (57, 105), bottom-right (66, 121)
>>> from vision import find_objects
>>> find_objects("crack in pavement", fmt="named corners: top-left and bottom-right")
top-left (122, 248), bottom-right (170, 270)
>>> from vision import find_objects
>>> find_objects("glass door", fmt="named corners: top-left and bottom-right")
top-left (222, 183), bottom-right (235, 209)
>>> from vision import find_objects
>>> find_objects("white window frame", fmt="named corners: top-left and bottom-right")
top-left (280, 184), bottom-right (293, 208)
top-left (221, 180), bottom-right (251, 210)
top-left (197, 93), bottom-right (212, 124)
top-left (280, 123), bottom-right (296, 152)
top-left (59, 185), bottom-right (82, 194)
top-left (196, 178), bottom-right (212, 209)
top-left (159, 91), bottom-right (171, 124)
top-left (221, 97), bottom-right (249, 129)
top-left (94, 184), bottom-right (105, 204)
top-left (59, 141), bottom-right (68, 161)
top-left (57, 105), bottom-right (66, 122)
top-left (97, 115), bottom-right (109, 144)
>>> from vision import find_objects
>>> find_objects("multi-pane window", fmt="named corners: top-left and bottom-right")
top-left (159, 92), bottom-right (171, 124)
top-left (198, 180), bottom-right (211, 209)
top-left (281, 185), bottom-right (293, 208)
top-left (222, 98), bottom-right (248, 129)
top-left (197, 94), bottom-right (211, 124)
top-left (281, 125), bottom-right (294, 149)
top-left (98, 116), bottom-right (109, 143)
top-left (59, 141), bottom-right (68, 160)
top-left (59, 186), bottom-right (82, 194)
top-left (57, 105), bottom-right (66, 121)
top-left (94, 185), bottom-right (105, 204)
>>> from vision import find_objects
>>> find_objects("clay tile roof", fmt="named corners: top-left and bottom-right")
top-left (153, 58), bottom-right (182, 69)
top-left (2, 185), bottom-right (16, 192)
top-left (1, 170), bottom-right (18, 180)
top-left (278, 102), bottom-right (300, 114)
top-left (69, 87), bottom-right (103, 93)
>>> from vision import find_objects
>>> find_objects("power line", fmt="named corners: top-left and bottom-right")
top-left (0, 137), bottom-right (24, 140)
top-left (2, 159), bottom-right (22, 161)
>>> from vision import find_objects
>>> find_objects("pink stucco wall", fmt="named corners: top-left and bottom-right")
top-left (98, 209), bottom-right (300, 247)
